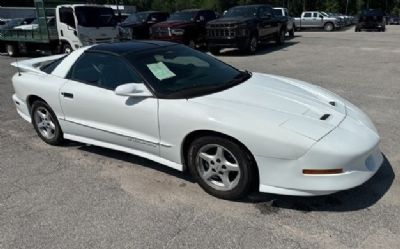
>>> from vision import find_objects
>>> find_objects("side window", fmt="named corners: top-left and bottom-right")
top-left (70, 53), bottom-right (143, 90)
top-left (303, 12), bottom-right (312, 18)
top-left (59, 7), bottom-right (76, 28)
top-left (259, 7), bottom-right (272, 18)
top-left (313, 13), bottom-right (319, 18)
top-left (203, 10), bottom-right (216, 22)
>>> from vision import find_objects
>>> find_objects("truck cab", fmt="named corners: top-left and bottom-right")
top-left (56, 4), bottom-right (119, 53)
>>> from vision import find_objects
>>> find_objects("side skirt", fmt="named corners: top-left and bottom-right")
top-left (63, 133), bottom-right (183, 171)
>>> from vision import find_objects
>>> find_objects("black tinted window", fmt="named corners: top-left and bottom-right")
top-left (40, 56), bottom-right (66, 74)
top-left (259, 7), bottom-right (272, 18)
top-left (304, 13), bottom-right (312, 18)
top-left (70, 53), bottom-right (143, 90)
top-left (59, 7), bottom-right (75, 28)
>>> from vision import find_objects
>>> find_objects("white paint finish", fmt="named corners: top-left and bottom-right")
top-left (51, 46), bottom-right (90, 78)
top-left (11, 52), bottom-right (383, 196)
top-left (59, 80), bottom-right (160, 156)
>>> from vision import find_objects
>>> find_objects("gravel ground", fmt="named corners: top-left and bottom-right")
top-left (0, 26), bottom-right (399, 249)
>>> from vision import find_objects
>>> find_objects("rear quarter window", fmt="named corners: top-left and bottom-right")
top-left (40, 56), bottom-right (66, 74)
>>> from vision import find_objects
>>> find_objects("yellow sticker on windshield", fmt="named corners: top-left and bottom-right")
top-left (147, 62), bottom-right (176, 81)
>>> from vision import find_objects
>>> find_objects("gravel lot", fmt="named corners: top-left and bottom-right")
top-left (0, 26), bottom-right (399, 249)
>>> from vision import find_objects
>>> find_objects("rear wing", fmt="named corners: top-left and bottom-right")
top-left (10, 54), bottom-right (65, 74)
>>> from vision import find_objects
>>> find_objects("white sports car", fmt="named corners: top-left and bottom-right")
top-left (11, 41), bottom-right (383, 200)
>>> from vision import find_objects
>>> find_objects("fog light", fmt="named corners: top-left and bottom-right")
top-left (303, 169), bottom-right (343, 175)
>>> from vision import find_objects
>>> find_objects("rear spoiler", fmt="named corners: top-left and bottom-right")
top-left (10, 54), bottom-right (66, 74)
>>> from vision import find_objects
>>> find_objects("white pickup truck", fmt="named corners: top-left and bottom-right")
top-left (294, 11), bottom-right (341, 32)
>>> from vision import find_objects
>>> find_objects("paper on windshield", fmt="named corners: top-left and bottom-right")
top-left (146, 62), bottom-right (176, 81)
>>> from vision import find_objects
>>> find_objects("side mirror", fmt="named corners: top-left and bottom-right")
top-left (115, 83), bottom-right (153, 98)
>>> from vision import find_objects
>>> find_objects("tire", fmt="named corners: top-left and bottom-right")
top-left (289, 27), bottom-right (295, 37)
top-left (324, 22), bottom-right (334, 32)
top-left (6, 43), bottom-right (18, 57)
top-left (187, 39), bottom-right (196, 49)
top-left (355, 28), bottom-right (361, 32)
top-left (31, 101), bottom-right (64, 145)
top-left (275, 29), bottom-right (285, 45)
top-left (209, 47), bottom-right (220, 55)
top-left (187, 136), bottom-right (255, 200)
top-left (61, 43), bottom-right (73, 54)
top-left (242, 35), bottom-right (258, 54)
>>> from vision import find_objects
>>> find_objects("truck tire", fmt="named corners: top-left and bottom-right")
top-left (289, 27), bottom-right (295, 37)
top-left (243, 35), bottom-right (258, 54)
top-left (275, 29), bottom-right (285, 45)
top-left (324, 22), bottom-right (334, 32)
top-left (6, 44), bottom-right (18, 57)
top-left (62, 43), bottom-right (73, 54)
top-left (209, 47), bottom-right (220, 55)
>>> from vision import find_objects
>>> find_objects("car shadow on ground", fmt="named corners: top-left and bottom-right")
top-left (247, 154), bottom-right (395, 213)
top-left (215, 41), bottom-right (299, 57)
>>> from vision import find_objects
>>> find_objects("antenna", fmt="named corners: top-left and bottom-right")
top-left (15, 57), bottom-right (21, 76)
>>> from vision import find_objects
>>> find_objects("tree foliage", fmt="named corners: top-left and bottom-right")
top-left (2, 0), bottom-right (400, 16)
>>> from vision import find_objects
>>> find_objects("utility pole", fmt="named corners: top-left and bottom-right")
top-left (346, 0), bottom-right (349, 15)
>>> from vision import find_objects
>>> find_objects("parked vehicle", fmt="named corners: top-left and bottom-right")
top-left (0, 0), bottom-right (119, 56)
top-left (0, 17), bottom-right (35, 30)
top-left (120, 11), bottom-right (169, 40)
top-left (355, 9), bottom-right (386, 32)
top-left (388, 15), bottom-right (400, 25)
top-left (13, 17), bottom-right (55, 30)
top-left (273, 7), bottom-right (295, 37)
top-left (294, 11), bottom-right (341, 31)
top-left (207, 4), bottom-right (287, 55)
top-left (150, 9), bottom-right (217, 48)
top-left (11, 41), bottom-right (383, 200)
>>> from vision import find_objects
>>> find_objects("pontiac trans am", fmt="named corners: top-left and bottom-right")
top-left (11, 41), bottom-right (383, 200)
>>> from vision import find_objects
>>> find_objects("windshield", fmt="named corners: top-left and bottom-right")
top-left (168, 11), bottom-right (197, 22)
top-left (126, 45), bottom-right (250, 98)
top-left (124, 12), bottom-right (149, 23)
top-left (75, 7), bottom-right (116, 27)
top-left (225, 6), bottom-right (258, 18)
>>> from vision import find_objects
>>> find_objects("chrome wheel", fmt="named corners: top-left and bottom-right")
top-left (33, 107), bottom-right (56, 140)
top-left (196, 144), bottom-right (241, 191)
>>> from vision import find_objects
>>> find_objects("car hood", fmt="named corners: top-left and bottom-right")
top-left (190, 73), bottom-right (347, 141)
top-left (152, 20), bottom-right (193, 29)
top-left (208, 17), bottom-right (255, 25)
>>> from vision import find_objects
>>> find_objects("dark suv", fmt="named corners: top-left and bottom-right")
top-left (120, 11), bottom-right (169, 39)
top-left (355, 9), bottom-right (386, 32)
top-left (206, 4), bottom-right (287, 54)
top-left (150, 9), bottom-right (217, 48)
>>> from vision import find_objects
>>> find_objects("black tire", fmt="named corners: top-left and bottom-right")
top-left (187, 136), bottom-right (256, 200)
top-left (31, 101), bottom-right (64, 145)
top-left (242, 35), bottom-right (258, 54)
top-left (275, 29), bottom-right (285, 45)
top-left (209, 47), bottom-right (220, 55)
top-left (324, 22), bottom-right (334, 32)
top-left (355, 27), bottom-right (361, 32)
top-left (289, 27), bottom-right (295, 37)
top-left (61, 43), bottom-right (73, 54)
top-left (6, 43), bottom-right (18, 57)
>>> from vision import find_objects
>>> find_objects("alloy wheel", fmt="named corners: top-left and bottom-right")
top-left (196, 144), bottom-right (241, 191)
top-left (33, 107), bottom-right (56, 140)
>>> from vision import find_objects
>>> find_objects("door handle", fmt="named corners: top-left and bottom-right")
top-left (61, 92), bottom-right (74, 99)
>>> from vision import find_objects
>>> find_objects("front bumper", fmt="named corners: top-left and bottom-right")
top-left (207, 36), bottom-right (249, 49)
top-left (257, 105), bottom-right (383, 196)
